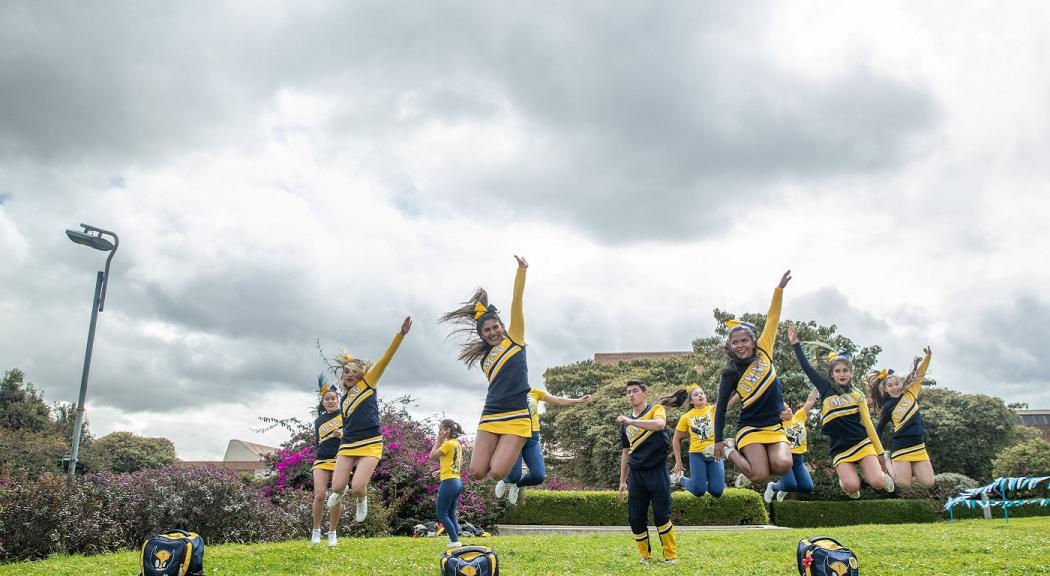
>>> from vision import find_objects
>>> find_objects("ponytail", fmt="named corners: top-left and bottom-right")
top-left (659, 387), bottom-right (690, 408)
top-left (440, 418), bottom-right (464, 439)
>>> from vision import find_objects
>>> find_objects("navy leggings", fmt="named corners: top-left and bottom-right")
top-left (771, 454), bottom-right (813, 494)
top-left (436, 478), bottom-right (462, 542)
top-left (682, 452), bottom-right (725, 497)
top-left (504, 432), bottom-right (546, 487)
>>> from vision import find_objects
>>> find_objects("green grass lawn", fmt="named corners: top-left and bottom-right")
top-left (3, 517), bottom-right (1048, 576)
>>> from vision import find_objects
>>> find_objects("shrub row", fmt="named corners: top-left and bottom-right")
top-left (499, 489), bottom-right (768, 526)
top-left (769, 499), bottom-right (939, 528)
top-left (0, 466), bottom-right (388, 564)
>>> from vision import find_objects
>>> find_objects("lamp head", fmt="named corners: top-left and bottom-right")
top-left (66, 228), bottom-right (115, 251)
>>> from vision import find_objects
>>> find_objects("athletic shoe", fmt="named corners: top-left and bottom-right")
top-left (884, 473), bottom-right (896, 493)
top-left (670, 471), bottom-right (683, 486)
top-left (325, 491), bottom-right (343, 510)
top-left (508, 484), bottom-right (521, 505)
top-left (734, 473), bottom-right (752, 489)
top-left (664, 559), bottom-right (678, 565)
top-left (494, 480), bottom-right (507, 498)
top-left (847, 490), bottom-right (861, 499)
top-left (776, 490), bottom-right (788, 502)
top-left (355, 497), bottom-right (368, 522)
top-left (763, 482), bottom-right (775, 504)
top-left (448, 541), bottom-right (462, 548)
top-left (310, 528), bottom-right (321, 545)
top-left (638, 558), bottom-right (650, 565)
top-left (327, 531), bottom-right (337, 548)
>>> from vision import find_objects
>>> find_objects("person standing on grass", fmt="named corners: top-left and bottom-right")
top-left (870, 346), bottom-right (935, 489)
top-left (787, 322), bottom-right (894, 498)
top-left (617, 379), bottom-right (677, 565)
top-left (495, 387), bottom-right (592, 504)
top-left (325, 316), bottom-right (413, 521)
top-left (764, 389), bottom-right (818, 503)
top-left (665, 384), bottom-right (724, 498)
top-left (310, 377), bottom-right (344, 546)
top-left (713, 271), bottom-right (794, 485)
top-left (429, 419), bottom-right (465, 548)
top-left (440, 255), bottom-right (533, 482)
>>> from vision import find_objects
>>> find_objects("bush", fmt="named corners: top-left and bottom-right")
top-left (992, 439), bottom-right (1050, 478)
top-left (770, 499), bottom-right (939, 528)
top-left (498, 489), bottom-right (768, 526)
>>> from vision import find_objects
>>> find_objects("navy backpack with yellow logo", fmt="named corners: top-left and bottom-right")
top-left (440, 545), bottom-right (499, 576)
top-left (139, 530), bottom-right (205, 576)
top-left (797, 536), bottom-right (858, 576)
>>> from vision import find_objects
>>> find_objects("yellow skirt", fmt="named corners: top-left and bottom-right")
top-left (891, 444), bottom-right (930, 462)
top-left (311, 458), bottom-right (336, 472)
top-left (832, 439), bottom-right (878, 466)
top-left (477, 409), bottom-right (532, 438)
top-left (735, 423), bottom-right (787, 449)
top-left (338, 436), bottom-right (384, 460)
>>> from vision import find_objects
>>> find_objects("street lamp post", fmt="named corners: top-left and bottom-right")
top-left (65, 223), bottom-right (119, 479)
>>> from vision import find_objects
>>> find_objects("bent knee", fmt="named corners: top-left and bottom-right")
top-left (840, 479), bottom-right (861, 493)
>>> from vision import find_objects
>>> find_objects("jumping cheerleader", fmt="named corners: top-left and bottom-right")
top-left (325, 316), bottom-right (413, 521)
top-left (786, 322), bottom-right (893, 498)
top-left (764, 390), bottom-right (818, 503)
top-left (495, 388), bottom-right (591, 504)
top-left (665, 384), bottom-right (724, 498)
top-left (311, 377), bottom-right (343, 546)
top-left (440, 255), bottom-right (532, 480)
top-left (870, 347), bottom-right (934, 489)
top-left (713, 270), bottom-right (793, 484)
top-left (429, 419), bottom-right (465, 548)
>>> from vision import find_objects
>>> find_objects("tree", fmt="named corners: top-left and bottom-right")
top-left (86, 431), bottom-right (178, 473)
top-left (921, 388), bottom-right (1020, 482)
top-left (0, 369), bottom-right (51, 433)
top-left (992, 439), bottom-right (1050, 477)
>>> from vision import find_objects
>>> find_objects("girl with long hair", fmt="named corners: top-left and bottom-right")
top-left (440, 255), bottom-right (531, 481)
top-left (764, 390), bottom-right (818, 503)
top-left (310, 377), bottom-right (343, 546)
top-left (665, 384), bottom-right (724, 498)
top-left (869, 347), bottom-right (934, 489)
top-left (712, 270), bottom-right (794, 485)
top-left (429, 418), bottom-right (465, 548)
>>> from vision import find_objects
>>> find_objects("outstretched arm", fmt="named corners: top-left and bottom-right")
top-left (788, 323), bottom-right (833, 397)
top-left (508, 256), bottom-right (527, 344)
top-left (364, 317), bottom-right (412, 385)
top-left (907, 346), bottom-right (932, 397)
top-left (544, 393), bottom-right (592, 407)
top-left (801, 389), bottom-right (819, 414)
top-left (757, 270), bottom-right (790, 353)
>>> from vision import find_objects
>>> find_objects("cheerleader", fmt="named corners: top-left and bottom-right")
top-left (429, 419), bottom-right (465, 548)
top-left (870, 347), bottom-right (934, 489)
top-left (325, 316), bottom-right (413, 521)
top-left (665, 384), bottom-right (724, 498)
top-left (495, 388), bottom-right (591, 504)
top-left (764, 390), bottom-right (818, 503)
top-left (440, 255), bottom-right (532, 480)
top-left (712, 271), bottom-right (794, 484)
top-left (311, 377), bottom-right (343, 546)
top-left (787, 322), bottom-right (893, 498)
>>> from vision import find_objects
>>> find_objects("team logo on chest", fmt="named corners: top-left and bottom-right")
top-left (690, 415), bottom-right (712, 441)
top-left (482, 342), bottom-right (508, 372)
top-left (738, 357), bottom-right (770, 395)
top-left (785, 422), bottom-right (805, 448)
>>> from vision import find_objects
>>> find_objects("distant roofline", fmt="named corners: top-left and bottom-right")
top-left (1016, 409), bottom-right (1050, 415)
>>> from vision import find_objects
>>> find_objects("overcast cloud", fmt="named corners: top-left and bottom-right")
top-left (2, 1), bottom-right (1048, 459)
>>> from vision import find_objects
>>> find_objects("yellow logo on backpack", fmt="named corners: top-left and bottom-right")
top-left (153, 550), bottom-right (171, 569)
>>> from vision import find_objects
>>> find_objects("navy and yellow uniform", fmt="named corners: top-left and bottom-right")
top-left (312, 409), bottom-right (343, 471)
top-left (714, 287), bottom-right (788, 449)
top-left (793, 343), bottom-right (885, 466)
top-left (877, 353), bottom-right (932, 462)
top-left (337, 332), bottom-right (405, 459)
top-left (438, 438), bottom-right (463, 481)
top-left (527, 388), bottom-right (549, 433)
top-left (620, 404), bottom-right (676, 562)
top-left (477, 267), bottom-right (532, 438)
top-left (675, 405), bottom-right (715, 454)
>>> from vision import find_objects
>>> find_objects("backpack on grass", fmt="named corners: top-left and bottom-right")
top-left (139, 530), bottom-right (205, 576)
top-left (797, 536), bottom-right (858, 576)
top-left (440, 545), bottom-right (499, 576)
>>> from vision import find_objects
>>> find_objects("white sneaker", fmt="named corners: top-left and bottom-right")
top-left (883, 473), bottom-right (895, 493)
top-left (639, 558), bottom-right (650, 565)
top-left (327, 531), bottom-right (337, 547)
top-left (664, 559), bottom-right (678, 565)
top-left (764, 482), bottom-right (775, 504)
top-left (494, 480), bottom-right (507, 498)
top-left (355, 497), bottom-right (368, 522)
top-left (448, 541), bottom-right (462, 548)
top-left (670, 471), bottom-right (683, 486)
top-left (776, 490), bottom-right (787, 502)
top-left (508, 484), bottom-right (520, 505)
top-left (310, 528), bottom-right (321, 545)
top-left (847, 490), bottom-right (861, 499)
top-left (325, 491), bottom-right (343, 510)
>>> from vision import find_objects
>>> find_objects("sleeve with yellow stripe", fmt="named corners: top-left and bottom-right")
top-left (508, 266), bottom-right (526, 344)
top-left (363, 332), bottom-right (405, 387)
top-left (907, 351), bottom-right (932, 398)
top-left (856, 392), bottom-right (886, 454)
top-left (757, 286), bottom-right (784, 354)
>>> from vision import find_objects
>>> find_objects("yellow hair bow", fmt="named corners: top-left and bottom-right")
top-left (337, 352), bottom-right (355, 365)
top-left (826, 352), bottom-right (838, 362)
top-left (876, 368), bottom-right (889, 380)
top-left (725, 319), bottom-right (743, 328)
top-left (473, 302), bottom-right (489, 320)
top-left (686, 383), bottom-right (700, 393)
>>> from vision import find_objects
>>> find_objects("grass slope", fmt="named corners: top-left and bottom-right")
top-left (3, 517), bottom-right (1047, 576)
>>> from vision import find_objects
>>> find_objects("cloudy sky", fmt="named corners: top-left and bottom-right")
top-left (2, 2), bottom-right (1048, 460)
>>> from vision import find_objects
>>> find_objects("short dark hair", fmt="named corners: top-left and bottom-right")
top-left (625, 379), bottom-right (648, 391)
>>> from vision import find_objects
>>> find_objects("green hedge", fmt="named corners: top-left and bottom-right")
top-left (499, 489), bottom-right (768, 526)
top-left (770, 499), bottom-right (939, 528)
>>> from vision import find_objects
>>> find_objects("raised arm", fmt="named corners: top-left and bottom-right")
top-left (857, 393), bottom-right (886, 455)
top-left (757, 270), bottom-right (790, 353)
top-left (713, 370), bottom-right (736, 443)
top-left (544, 392), bottom-right (592, 407)
top-left (788, 321), bottom-right (834, 397)
top-left (907, 346), bottom-right (932, 397)
top-left (428, 428), bottom-right (450, 462)
top-left (508, 256), bottom-right (527, 344)
top-left (363, 317), bottom-right (412, 385)
top-left (801, 389), bottom-right (819, 414)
